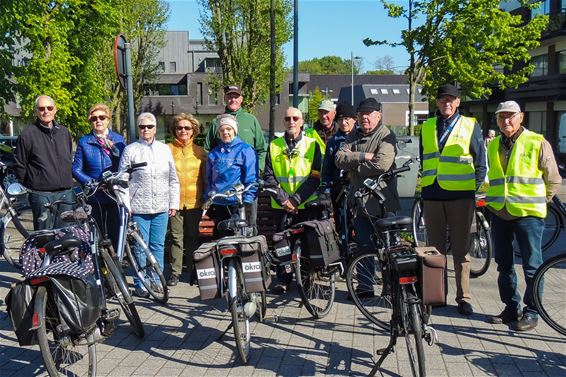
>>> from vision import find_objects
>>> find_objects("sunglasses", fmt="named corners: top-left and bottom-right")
top-left (175, 126), bottom-right (192, 131)
top-left (284, 116), bottom-right (301, 122)
top-left (138, 124), bottom-right (156, 130)
top-left (89, 115), bottom-right (108, 122)
top-left (38, 106), bottom-right (54, 112)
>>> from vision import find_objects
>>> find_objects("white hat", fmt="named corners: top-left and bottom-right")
top-left (495, 101), bottom-right (521, 114)
top-left (216, 114), bottom-right (238, 134)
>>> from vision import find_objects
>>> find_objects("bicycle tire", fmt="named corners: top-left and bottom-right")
top-left (533, 253), bottom-right (566, 336)
top-left (229, 259), bottom-right (251, 363)
top-left (403, 294), bottom-right (426, 377)
top-left (411, 199), bottom-right (427, 246)
top-left (346, 252), bottom-right (392, 330)
top-left (1, 206), bottom-right (33, 269)
top-left (35, 285), bottom-right (96, 377)
top-left (294, 241), bottom-right (336, 319)
top-left (100, 247), bottom-right (145, 338)
top-left (542, 205), bottom-right (562, 252)
top-left (469, 212), bottom-right (492, 278)
top-left (126, 232), bottom-right (168, 303)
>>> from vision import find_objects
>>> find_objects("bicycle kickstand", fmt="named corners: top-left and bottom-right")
top-left (369, 326), bottom-right (398, 377)
top-left (217, 322), bottom-right (233, 341)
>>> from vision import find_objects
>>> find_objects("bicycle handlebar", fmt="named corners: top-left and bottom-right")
top-left (356, 158), bottom-right (414, 200)
top-left (202, 181), bottom-right (262, 210)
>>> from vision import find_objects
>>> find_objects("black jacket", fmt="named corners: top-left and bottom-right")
top-left (14, 120), bottom-right (73, 191)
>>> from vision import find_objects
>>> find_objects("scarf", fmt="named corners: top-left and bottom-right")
top-left (95, 132), bottom-right (119, 157)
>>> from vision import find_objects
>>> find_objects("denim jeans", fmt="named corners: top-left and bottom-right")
top-left (490, 213), bottom-right (544, 317)
top-left (132, 212), bottom-right (168, 289)
top-left (28, 189), bottom-right (75, 230)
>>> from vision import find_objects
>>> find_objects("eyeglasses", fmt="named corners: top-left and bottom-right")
top-left (175, 126), bottom-right (192, 131)
top-left (38, 106), bottom-right (54, 112)
top-left (497, 112), bottom-right (520, 122)
top-left (89, 115), bottom-right (108, 122)
top-left (284, 116), bottom-right (301, 122)
top-left (138, 124), bottom-right (156, 130)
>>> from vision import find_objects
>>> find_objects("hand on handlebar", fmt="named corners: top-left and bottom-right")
top-left (282, 199), bottom-right (298, 214)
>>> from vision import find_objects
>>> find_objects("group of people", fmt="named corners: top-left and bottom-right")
top-left (13, 83), bottom-right (561, 331)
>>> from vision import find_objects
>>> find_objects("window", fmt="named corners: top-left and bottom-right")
top-left (531, 54), bottom-right (548, 77)
top-left (380, 88), bottom-right (388, 94)
top-left (157, 62), bottom-right (165, 72)
top-left (169, 62), bottom-right (176, 73)
top-left (208, 88), bottom-right (218, 105)
top-left (196, 83), bottom-right (203, 105)
top-left (392, 89), bottom-right (401, 94)
top-left (525, 111), bottom-right (546, 134)
top-left (559, 51), bottom-right (566, 74)
top-left (370, 89), bottom-right (379, 95)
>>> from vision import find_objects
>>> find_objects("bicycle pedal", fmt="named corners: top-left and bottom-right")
top-left (424, 324), bottom-right (438, 346)
top-left (104, 308), bottom-right (120, 322)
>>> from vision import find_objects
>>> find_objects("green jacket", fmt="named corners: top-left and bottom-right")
top-left (204, 107), bottom-right (267, 172)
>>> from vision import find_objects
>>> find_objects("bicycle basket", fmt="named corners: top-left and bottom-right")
top-left (5, 281), bottom-right (37, 346)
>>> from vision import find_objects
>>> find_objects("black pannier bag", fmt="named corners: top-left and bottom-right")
top-left (194, 241), bottom-right (221, 300)
top-left (26, 261), bottom-right (101, 334)
top-left (5, 281), bottom-right (37, 346)
top-left (272, 231), bottom-right (292, 264)
top-left (297, 219), bottom-right (341, 268)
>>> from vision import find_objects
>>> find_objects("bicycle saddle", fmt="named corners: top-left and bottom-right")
top-left (43, 236), bottom-right (83, 257)
top-left (375, 216), bottom-right (412, 230)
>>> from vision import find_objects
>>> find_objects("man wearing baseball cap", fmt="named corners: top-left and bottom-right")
top-left (204, 85), bottom-right (267, 233)
top-left (305, 99), bottom-right (338, 153)
top-left (486, 100), bottom-right (560, 331)
top-left (336, 97), bottom-right (399, 298)
top-left (419, 84), bottom-right (487, 316)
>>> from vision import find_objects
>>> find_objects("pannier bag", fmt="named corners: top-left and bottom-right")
top-left (27, 261), bottom-right (101, 334)
top-left (415, 246), bottom-right (446, 306)
top-left (5, 281), bottom-right (37, 346)
top-left (232, 235), bottom-right (271, 293)
top-left (297, 219), bottom-right (341, 268)
top-left (272, 231), bottom-right (292, 264)
top-left (194, 241), bottom-right (221, 300)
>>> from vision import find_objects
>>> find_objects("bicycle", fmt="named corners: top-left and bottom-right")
top-left (532, 251), bottom-right (566, 336)
top-left (0, 181), bottom-right (33, 269)
top-left (345, 159), bottom-right (437, 377)
top-left (542, 196), bottom-right (565, 252)
top-left (411, 193), bottom-right (492, 278)
top-left (93, 163), bottom-right (169, 303)
top-left (196, 182), bottom-right (270, 364)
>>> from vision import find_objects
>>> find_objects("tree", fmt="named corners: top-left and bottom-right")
top-left (374, 55), bottom-right (396, 72)
top-left (307, 87), bottom-right (325, 125)
top-left (198, 0), bottom-right (292, 112)
top-left (298, 55), bottom-right (361, 75)
top-left (366, 69), bottom-right (395, 75)
top-left (365, 0), bottom-right (548, 135)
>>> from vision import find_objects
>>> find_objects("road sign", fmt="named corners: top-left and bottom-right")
top-left (114, 34), bottom-right (127, 90)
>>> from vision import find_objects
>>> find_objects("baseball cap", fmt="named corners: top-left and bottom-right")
top-left (495, 101), bottom-right (521, 114)
top-left (318, 99), bottom-right (335, 112)
top-left (223, 85), bottom-right (242, 96)
top-left (437, 84), bottom-right (460, 98)
top-left (357, 98), bottom-right (382, 112)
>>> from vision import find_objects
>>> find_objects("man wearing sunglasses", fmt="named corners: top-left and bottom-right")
top-left (486, 100), bottom-right (560, 331)
top-left (14, 95), bottom-right (74, 230)
top-left (264, 107), bottom-right (322, 294)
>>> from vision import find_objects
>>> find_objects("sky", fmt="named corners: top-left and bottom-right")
top-left (166, 0), bottom-right (411, 73)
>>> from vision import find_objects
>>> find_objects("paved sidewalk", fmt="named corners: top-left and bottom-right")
top-left (1, 255), bottom-right (565, 377)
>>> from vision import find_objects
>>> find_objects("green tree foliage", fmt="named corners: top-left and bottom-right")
top-left (307, 87), bottom-right (325, 125)
top-left (366, 69), bottom-right (395, 75)
top-left (198, 0), bottom-right (292, 112)
top-left (0, 0), bottom-right (168, 137)
top-left (366, 0), bottom-right (548, 99)
top-left (298, 55), bottom-right (361, 75)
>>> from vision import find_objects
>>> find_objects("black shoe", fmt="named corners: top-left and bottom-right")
top-left (271, 283), bottom-right (289, 294)
top-left (513, 315), bottom-right (538, 331)
top-left (134, 287), bottom-right (150, 298)
top-left (490, 309), bottom-right (521, 324)
top-left (167, 275), bottom-right (179, 287)
top-left (457, 301), bottom-right (474, 316)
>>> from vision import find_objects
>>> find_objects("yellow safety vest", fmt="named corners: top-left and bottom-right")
top-left (269, 136), bottom-right (318, 209)
top-left (486, 130), bottom-right (546, 218)
top-left (304, 127), bottom-right (326, 155)
top-left (421, 116), bottom-right (476, 191)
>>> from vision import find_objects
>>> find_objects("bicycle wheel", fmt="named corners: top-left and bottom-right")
top-left (100, 247), bottom-right (145, 338)
top-left (402, 293), bottom-right (426, 377)
top-left (533, 253), bottom-right (566, 336)
top-left (1, 206), bottom-right (33, 269)
top-left (411, 199), bottom-right (427, 246)
top-left (469, 212), bottom-right (492, 278)
top-left (228, 259), bottom-right (251, 363)
top-left (35, 286), bottom-right (96, 377)
top-left (542, 205), bottom-right (562, 252)
top-left (126, 232), bottom-right (168, 303)
top-left (294, 241), bottom-right (336, 319)
top-left (346, 252), bottom-right (392, 330)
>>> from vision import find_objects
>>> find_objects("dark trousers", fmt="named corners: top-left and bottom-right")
top-left (90, 200), bottom-right (120, 252)
top-left (28, 189), bottom-right (75, 230)
top-left (168, 208), bottom-right (203, 277)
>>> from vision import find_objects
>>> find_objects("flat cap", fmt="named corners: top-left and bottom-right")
top-left (357, 97), bottom-right (382, 112)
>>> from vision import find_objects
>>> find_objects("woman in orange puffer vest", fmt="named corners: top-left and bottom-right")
top-left (167, 113), bottom-right (207, 286)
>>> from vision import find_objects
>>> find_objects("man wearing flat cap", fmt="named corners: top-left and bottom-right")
top-left (419, 84), bottom-right (487, 316)
top-left (486, 100), bottom-right (560, 331)
top-left (336, 97), bottom-right (400, 298)
top-left (204, 85), bottom-right (267, 232)
top-left (305, 99), bottom-right (338, 153)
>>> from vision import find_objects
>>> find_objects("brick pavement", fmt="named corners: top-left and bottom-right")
top-left (1, 255), bottom-right (565, 376)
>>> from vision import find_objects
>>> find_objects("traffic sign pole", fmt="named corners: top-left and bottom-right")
top-left (124, 42), bottom-right (135, 144)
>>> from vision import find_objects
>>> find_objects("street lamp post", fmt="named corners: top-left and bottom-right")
top-left (351, 52), bottom-right (361, 106)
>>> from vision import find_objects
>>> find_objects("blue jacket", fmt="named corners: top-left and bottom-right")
top-left (73, 131), bottom-right (126, 201)
top-left (322, 129), bottom-right (348, 188)
top-left (205, 136), bottom-right (257, 206)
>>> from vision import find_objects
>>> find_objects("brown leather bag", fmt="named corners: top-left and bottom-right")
top-left (415, 247), bottom-right (446, 306)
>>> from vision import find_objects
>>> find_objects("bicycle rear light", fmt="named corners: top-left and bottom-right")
top-left (290, 228), bottom-right (304, 235)
top-left (30, 276), bottom-right (49, 285)
top-left (399, 276), bottom-right (418, 284)
top-left (476, 198), bottom-right (486, 207)
top-left (32, 312), bottom-right (40, 328)
top-left (219, 246), bottom-right (238, 256)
